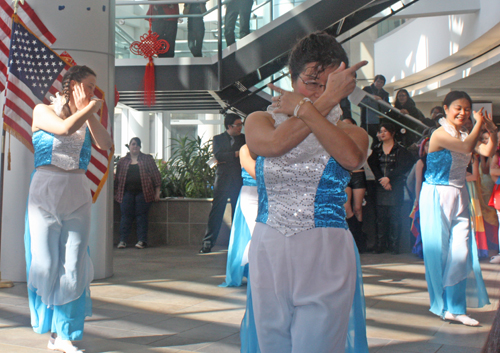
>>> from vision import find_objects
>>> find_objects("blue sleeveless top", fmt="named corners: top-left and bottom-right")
top-left (255, 105), bottom-right (350, 237)
top-left (32, 123), bottom-right (92, 171)
top-left (424, 148), bottom-right (470, 188)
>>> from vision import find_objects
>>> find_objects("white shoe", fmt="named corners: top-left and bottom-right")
top-left (48, 336), bottom-right (84, 352)
top-left (444, 311), bottom-right (479, 326)
top-left (117, 241), bottom-right (126, 249)
top-left (490, 254), bottom-right (500, 264)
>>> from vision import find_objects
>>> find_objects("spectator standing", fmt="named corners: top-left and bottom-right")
top-left (368, 122), bottom-right (414, 254)
top-left (393, 89), bottom-right (425, 121)
top-left (343, 117), bottom-right (368, 253)
top-left (184, 2), bottom-right (206, 57)
top-left (224, 0), bottom-right (254, 46)
top-left (115, 137), bottom-right (162, 249)
top-left (200, 114), bottom-right (246, 253)
top-left (147, 3), bottom-right (179, 57)
top-left (360, 75), bottom-right (389, 141)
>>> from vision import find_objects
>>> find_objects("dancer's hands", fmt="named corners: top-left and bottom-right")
top-left (481, 110), bottom-right (497, 134)
top-left (268, 84), bottom-right (303, 116)
top-left (322, 61), bottom-right (368, 105)
top-left (73, 83), bottom-right (90, 111)
top-left (88, 99), bottom-right (103, 114)
top-left (74, 82), bottom-right (102, 114)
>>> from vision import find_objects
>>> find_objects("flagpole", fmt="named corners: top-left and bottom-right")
top-left (12, 0), bottom-right (25, 15)
top-left (0, 2), bottom-right (19, 289)
top-left (0, 128), bottom-right (13, 288)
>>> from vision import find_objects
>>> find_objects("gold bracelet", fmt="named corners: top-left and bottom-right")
top-left (294, 97), bottom-right (312, 118)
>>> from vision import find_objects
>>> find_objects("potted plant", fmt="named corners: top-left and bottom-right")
top-left (160, 135), bottom-right (215, 198)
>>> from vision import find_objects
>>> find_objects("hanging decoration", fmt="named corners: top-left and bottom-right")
top-left (129, 19), bottom-right (169, 106)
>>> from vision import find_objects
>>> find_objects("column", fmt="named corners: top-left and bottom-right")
top-left (128, 110), bottom-right (151, 154)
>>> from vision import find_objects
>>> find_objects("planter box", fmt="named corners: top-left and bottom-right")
top-left (113, 198), bottom-right (232, 247)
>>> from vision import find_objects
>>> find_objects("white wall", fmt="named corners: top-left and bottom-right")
top-left (375, 0), bottom-right (500, 84)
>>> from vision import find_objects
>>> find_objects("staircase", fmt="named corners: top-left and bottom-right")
top-left (115, 0), bottom-right (402, 114)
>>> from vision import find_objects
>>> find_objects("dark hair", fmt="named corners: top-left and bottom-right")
top-left (126, 137), bottom-right (141, 149)
top-left (342, 117), bottom-right (357, 126)
top-left (379, 122), bottom-right (396, 136)
top-left (430, 106), bottom-right (445, 116)
top-left (224, 114), bottom-right (242, 129)
top-left (442, 91), bottom-right (472, 109)
top-left (374, 75), bottom-right (386, 84)
top-left (288, 31), bottom-right (349, 82)
top-left (61, 65), bottom-right (96, 116)
top-left (394, 89), bottom-right (416, 110)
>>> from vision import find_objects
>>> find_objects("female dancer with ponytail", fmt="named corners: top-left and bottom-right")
top-left (25, 65), bottom-right (112, 352)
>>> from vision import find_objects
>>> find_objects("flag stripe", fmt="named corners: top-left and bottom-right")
top-left (3, 116), bottom-right (32, 145)
top-left (18, 2), bottom-right (56, 44)
top-left (3, 16), bottom-right (113, 203)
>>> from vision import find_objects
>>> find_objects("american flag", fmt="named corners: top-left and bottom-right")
top-left (0, 0), bottom-right (56, 92)
top-left (3, 15), bottom-right (113, 202)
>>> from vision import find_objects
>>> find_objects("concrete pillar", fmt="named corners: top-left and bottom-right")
top-left (128, 110), bottom-right (151, 154)
top-left (163, 112), bottom-right (172, 161)
top-left (154, 112), bottom-right (163, 159)
top-left (0, 0), bottom-right (115, 281)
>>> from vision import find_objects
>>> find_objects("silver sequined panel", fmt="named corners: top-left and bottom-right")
top-left (439, 117), bottom-right (471, 188)
top-left (263, 105), bottom-right (342, 237)
top-left (51, 123), bottom-right (88, 170)
top-left (448, 150), bottom-right (471, 188)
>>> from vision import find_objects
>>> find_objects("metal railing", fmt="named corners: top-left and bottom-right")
top-left (114, 0), bottom-right (305, 59)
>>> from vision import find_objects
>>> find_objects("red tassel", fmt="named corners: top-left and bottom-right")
top-left (144, 59), bottom-right (155, 106)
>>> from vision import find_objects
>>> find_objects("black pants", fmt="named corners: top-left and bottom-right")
top-left (376, 204), bottom-right (401, 252)
top-left (202, 185), bottom-right (241, 247)
top-left (224, 0), bottom-right (254, 46)
top-left (152, 20), bottom-right (178, 57)
top-left (188, 7), bottom-right (205, 57)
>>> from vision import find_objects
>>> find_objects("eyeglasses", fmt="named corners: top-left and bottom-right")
top-left (299, 76), bottom-right (326, 92)
top-left (231, 123), bottom-right (244, 128)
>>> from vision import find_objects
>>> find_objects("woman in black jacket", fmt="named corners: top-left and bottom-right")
top-left (368, 122), bottom-right (415, 253)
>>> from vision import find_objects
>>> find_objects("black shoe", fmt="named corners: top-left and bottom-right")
top-left (199, 245), bottom-right (211, 253)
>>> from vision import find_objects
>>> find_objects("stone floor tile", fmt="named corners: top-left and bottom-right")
top-left (1, 248), bottom-right (498, 353)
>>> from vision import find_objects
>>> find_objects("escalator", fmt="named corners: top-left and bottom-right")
top-left (115, 0), bottom-right (402, 113)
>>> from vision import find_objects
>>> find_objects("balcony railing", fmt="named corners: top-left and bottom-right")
top-left (115, 0), bottom-right (307, 59)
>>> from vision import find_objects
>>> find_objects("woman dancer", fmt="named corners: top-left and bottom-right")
top-left (115, 137), bottom-right (162, 249)
top-left (25, 65), bottom-right (112, 352)
top-left (245, 31), bottom-right (369, 352)
top-left (220, 144), bottom-right (258, 287)
top-left (420, 91), bottom-right (495, 326)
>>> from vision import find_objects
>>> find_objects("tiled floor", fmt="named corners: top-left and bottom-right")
top-left (1, 246), bottom-right (499, 352)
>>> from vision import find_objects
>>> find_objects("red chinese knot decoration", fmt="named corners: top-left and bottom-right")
top-left (129, 19), bottom-right (169, 106)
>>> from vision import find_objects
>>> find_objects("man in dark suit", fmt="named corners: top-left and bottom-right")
top-left (200, 114), bottom-right (246, 253)
top-left (360, 74), bottom-right (390, 142)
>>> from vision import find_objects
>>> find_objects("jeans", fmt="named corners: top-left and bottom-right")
top-left (119, 191), bottom-right (152, 243)
top-left (376, 204), bottom-right (401, 252)
top-left (202, 185), bottom-right (240, 248)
